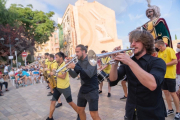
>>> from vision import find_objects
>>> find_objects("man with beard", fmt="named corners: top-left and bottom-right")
top-left (46, 52), bottom-right (79, 120)
top-left (109, 30), bottom-right (167, 120)
top-left (67, 44), bottom-right (101, 120)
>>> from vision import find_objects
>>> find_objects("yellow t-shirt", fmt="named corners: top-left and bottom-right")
top-left (45, 59), bottom-right (49, 65)
top-left (47, 61), bottom-right (51, 74)
top-left (57, 62), bottom-right (70, 89)
top-left (51, 60), bottom-right (58, 77)
top-left (158, 47), bottom-right (177, 79)
top-left (101, 57), bottom-right (111, 74)
top-left (50, 60), bottom-right (58, 70)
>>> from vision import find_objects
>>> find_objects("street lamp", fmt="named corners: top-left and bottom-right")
top-left (0, 36), bottom-right (19, 68)
top-left (15, 38), bottom-right (19, 41)
top-left (0, 38), bottom-right (4, 44)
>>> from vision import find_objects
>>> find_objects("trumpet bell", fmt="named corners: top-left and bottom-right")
top-left (88, 50), bottom-right (97, 66)
top-left (87, 48), bottom-right (134, 66)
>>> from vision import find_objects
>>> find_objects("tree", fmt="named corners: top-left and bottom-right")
top-left (0, 1), bottom-right (57, 62)
top-left (0, 24), bottom-right (35, 58)
top-left (0, 0), bottom-right (18, 26)
top-left (59, 25), bottom-right (64, 49)
top-left (175, 34), bottom-right (177, 40)
top-left (9, 4), bottom-right (55, 44)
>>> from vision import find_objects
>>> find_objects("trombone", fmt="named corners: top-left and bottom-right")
top-left (88, 48), bottom-right (134, 66)
top-left (55, 56), bottom-right (78, 75)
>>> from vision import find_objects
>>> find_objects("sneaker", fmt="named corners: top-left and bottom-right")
top-left (120, 95), bottom-right (127, 100)
top-left (47, 86), bottom-right (50, 89)
top-left (47, 92), bottom-right (53, 96)
top-left (167, 109), bottom-right (174, 116)
top-left (46, 117), bottom-right (54, 120)
top-left (55, 103), bottom-right (62, 108)
top-left (107, 93), bottom-right (111, 97)
top-left (175, 112), bottom-right (180, 119)
top-left (99, 90), bottom-right (102, 94)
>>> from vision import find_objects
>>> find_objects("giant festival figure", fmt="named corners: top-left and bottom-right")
top-left (140, 0), bottom-right (172, 48)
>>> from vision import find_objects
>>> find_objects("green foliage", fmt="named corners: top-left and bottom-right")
top-left (0, 0), bottom-right (56, 44)
top-left (17, 54), bottom-right (32, 66)
top-left (26, 54), bottom-right (32, 63)
top-left (59, 25), bottom-right (64, 49)
top-left (8, 4), bottom-right (55, 43)
top-left (175, 34), bottom-right (177, 40)
top-left (0, 0), bottom-right (18, 26)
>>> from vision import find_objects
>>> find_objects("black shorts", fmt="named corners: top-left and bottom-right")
top-left (51, 86), bottom-right (72, 103)
top-left (77, 89), bottom-right (99, 111)
top-left (162, 78), bottom-right (176, 92)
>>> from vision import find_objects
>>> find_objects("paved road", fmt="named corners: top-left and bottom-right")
top-left (0, 78), bottom-right (176, 120)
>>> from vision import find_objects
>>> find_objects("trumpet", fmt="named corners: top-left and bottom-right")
top-left (55, 56), bottom-right (78, 75)
top-left (88, 48), bottom-right (134, 66)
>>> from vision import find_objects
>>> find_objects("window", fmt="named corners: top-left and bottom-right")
top-left (38, 46), bottom-right (41, 50)
top-left (54, 34), bottom-right (57, 43)
top-left (56, 48), bottom-right (59, 51)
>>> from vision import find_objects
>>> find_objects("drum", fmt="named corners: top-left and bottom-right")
top-left (97, 70), bottom-right (109, 84)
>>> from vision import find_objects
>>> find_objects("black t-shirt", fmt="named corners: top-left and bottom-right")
top-left (110, 54), bottom-right (167, 120)
top-left (69, 56), bottom-right (98, 94)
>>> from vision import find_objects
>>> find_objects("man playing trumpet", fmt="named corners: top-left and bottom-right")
top-left (109, 30), bottom-right (167, 120)
top-left (67, 44), bottom-right (101, 120)
top-left (45, 54), bottom-right (63, 108)
top-left (46, 52), bottom-right (79, 120)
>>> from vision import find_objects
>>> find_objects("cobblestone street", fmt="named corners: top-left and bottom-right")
top-left (0, 78), bottom-right (176, 120)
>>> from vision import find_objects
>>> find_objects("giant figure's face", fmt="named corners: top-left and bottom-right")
top-left (146, 9), bottom-right (154, 20)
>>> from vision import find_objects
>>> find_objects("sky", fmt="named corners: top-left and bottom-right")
top-left (5, 0), bottom-right (180, 48)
